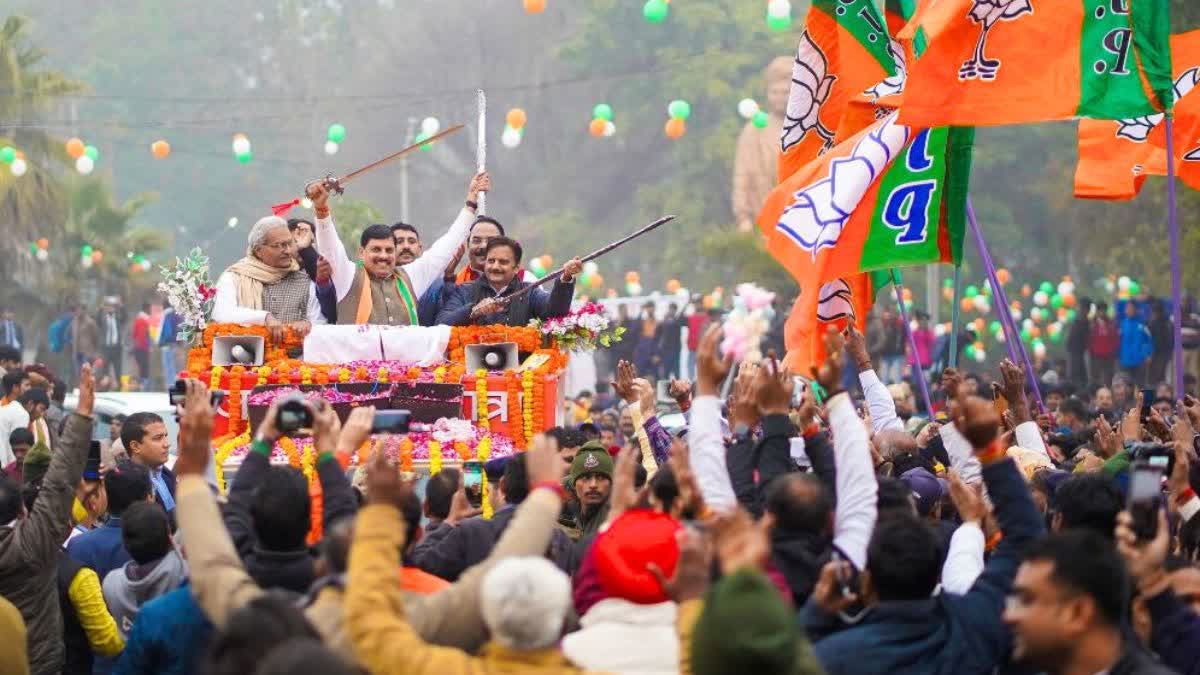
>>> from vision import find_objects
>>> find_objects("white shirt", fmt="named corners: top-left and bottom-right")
top-left (859, 369), bottom-right (907, 435)
top-left (941, 522), bottom-right (985, 594)
top-left (688, 395), bottom-right (738, 513)
top-left (210, 270), bottom-right (326, 326)
top-left (827, 392), bottom-right (878, 571)
top-left (0, 401), bottom-right (30, 467)
top-left (316, 208), bottom-right (475, 304)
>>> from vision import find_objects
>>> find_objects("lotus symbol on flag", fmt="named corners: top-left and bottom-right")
top-left (776, 113), bottom-right (911, 260)
top-left (783, 31), bottom-right (837, 153)
top-left (1116, 67), bottom-right (1200, 142)
top-left (1186, 145), bottom-right (1200, 162)
top-left (816, 279), bottom-right (856, 323)
top-left (865, 38), bottom-right (907, 101)
top-left (959, 0), bottom-right (1033, 81)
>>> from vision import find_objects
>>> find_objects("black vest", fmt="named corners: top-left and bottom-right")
top-left (58, 553), bottom-right (92, 675)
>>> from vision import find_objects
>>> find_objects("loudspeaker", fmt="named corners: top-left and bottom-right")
top-left (466, 342), bottom-right (519, 373)
top-left (212, 335), bottom-right (265, 366)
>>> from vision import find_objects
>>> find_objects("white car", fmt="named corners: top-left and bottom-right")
top-left (62, 391), bottom-right (180, 459)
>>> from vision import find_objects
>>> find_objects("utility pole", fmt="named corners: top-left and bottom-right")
top-left (400, 117), bottom-right (417, 223)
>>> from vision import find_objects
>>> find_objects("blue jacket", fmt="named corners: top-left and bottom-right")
top-left (112, 583), bottom-right (212, 675)
top-left (436, 275), bottom-right (575, 327)
top-left (1119, 317), bottom-right (1153, 370)
top-left (418, 277), bottom-right (453, 326)
top-left (800, 456), bottom-right (1045, 675)
top-left (65, 517), bottom-right (130, 583)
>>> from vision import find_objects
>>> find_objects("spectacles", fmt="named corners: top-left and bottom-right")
top-left (261, 239), bottom-right (297, 252)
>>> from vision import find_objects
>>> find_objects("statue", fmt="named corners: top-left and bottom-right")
top-left (732, 56), bottom-right (792, 233)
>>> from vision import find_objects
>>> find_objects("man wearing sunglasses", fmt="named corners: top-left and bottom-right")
top-left (212, 215), bottom-right (327, 343)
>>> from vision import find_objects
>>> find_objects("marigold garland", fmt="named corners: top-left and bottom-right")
top-left (521, 370), bottom-right (535, 449)
top-left (227, 365), bottom-right (246, 435)
top-left (447, 325), bottom-right (540, 364)
top-left (209, 365), bottom-right (224, 391)
top-left (400, 437), bottom-right (414, 472)
top-left (507, 373), bottom-right (525, 450)
top-left (481, 471), bottom-right (493, 520)
top-left (213, 430), bottom-right (250, 494)
top-left (434, 366), bottom-right (446, 384)
top-left (307, 474), bottom-right (323, 547)
top-left (278, 437), bottom-right (302, 468)
top-left (475, 370), bottom-right (490, 432)
top-left (256, 366), bottom-right (270, 386)
top-left (429, 440), bottom-right (442, 475)
top-left (376, 366), bottom-right (389, 384)
top-left (338, 367), bottom-right (351, 383)
top-left (300, 366), bottom-right (313, 385)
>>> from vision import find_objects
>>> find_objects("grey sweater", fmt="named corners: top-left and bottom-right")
top-left (101, 549), bottom-right (188, 639)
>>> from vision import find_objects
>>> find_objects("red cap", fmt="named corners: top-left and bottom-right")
top-left (593, 509), bottom-right (682, 605)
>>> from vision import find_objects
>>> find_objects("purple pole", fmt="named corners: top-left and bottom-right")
top-left (1166, 116), bottom-right (1185, 398)
top-left (967, 201), bottom-right (1046, 412)
top-left (892, 272), bottom-right (934, 417)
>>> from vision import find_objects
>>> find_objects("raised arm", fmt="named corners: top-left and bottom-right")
top-left (308, 183), bottom-right (357, 303)
top-left (846, 324), bottom-right (904, 434)
top-left (401, 174), bottom-right (487, 298)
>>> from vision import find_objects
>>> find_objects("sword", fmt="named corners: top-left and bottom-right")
top-left (489, 215), bottom-right (676, 309)
top-left (272, 124), bottom-right (465, 216)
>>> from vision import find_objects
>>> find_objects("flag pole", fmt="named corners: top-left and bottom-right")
top-left (891, 271), bottom-right (934, 417)
top-left (1166, 115), bottom-right (1184, 397)
top-left (949, 265), bottom-right (962, 368)
top-left (967, 200), bottom-right (1045, 412)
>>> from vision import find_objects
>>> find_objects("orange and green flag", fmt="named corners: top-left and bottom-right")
top-left (779, 0), bottom-right (899, 181)
top-left (898, 0), bottom-right (1174, 128)
top-left (1075, 30), bottom-right (1200, 199)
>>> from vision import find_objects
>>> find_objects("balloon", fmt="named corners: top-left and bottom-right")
top-left (974, 348), bottom-right (987, 363)
top-left (664, 117), bottom-right (686, 139)
top-left (528, 258), bottom-right (546, 275)
top-left (583, 261), bottom-right (599, 275)
top-left (1038, 281), bottom-right (1053, 294)
top-left (0, 147), bottom-right (13, 164)
top-left (964, 344), bottom-right (977, 360)
top-left (1049, 294), bottom-right (1063, 309)
top-left (228, 217), bottom-right (239, 228)
top-left (934, 323), bottom-right (947, 338)
top-left (972, 318), bottom-right (985, 333)
top-left (523, 0), bottom-right (546, 13)
top-left (300, 197), bottom-right (313, 209)
top-left (901, 287), bottom-right (913, 302)
top-left (1128, 281), bottom-right (1141, 296)
top-left (140, 259), bottom-right (151, 272)
top-left (83, 145), bottom-right (99, 161)
top-left (626, 281), bottom-right (643, 296)
top-left (989, 320), bottom-right (1002, 334)
top-left (1033, 290), bottom-right (1049, 307)
top-left (602, 120), bottom-right (616, 137)
top-left (236, 151), bottom-right (253, 163)
top-left (643, 0), bottom-right (669, 23)
top-left (9, 158), bottom-right (26, 177)
top-left (506, 108), bottom-right (528, 130)
top-left (996, 268), bottom-right (1011, 285)
top-left (36, 238), bottom-right (48, 250)
top-left (327, 123), bottom-right (346, 143)
top-left (324, 141), bottom-right (339, 155)
top-left (666, 279), bottom-right (681, 293)
top-left (667, 99), bottom-right (691, 120)
top-left (1021, 284), bottom-right (1032, 297)
top-left (942, 278), bottom-right (954, 289)
top-left (625, 270), bottom-right (640, 283)
top-left (150, 140), bottom-right (170, 159)
top-left (66, 138), bottom-right (86, 158)
top-left (81, 256), bottom-right (93, 269)
top-left (964, 285), bottom-right (979, 299)
top-left (590, 274), bottom-right (603, 290)
top-left (35, 249), bottom-right (47, 262)
top-left (589, 118), bottom-right (607, 137)
top-left (1063, 294), bottom-right (1076, 308)
top-left (1057, 281), bottom-right (1075, 296)
top-left (767, 13), bottom-right (791, 31)
top-left (91, 250), bottom-right (103, 263)
top-left (592, 103), bottom-right (614, 122)
top-left (1117, 275), bottom-right (1132, 291)
top-left (752, 110), bottom-right (769, 129)
top-left (501, 126), bottom-right (522, 148)
top-left (767, 0), bottom-right (792, 17)
top-left (960, 298), bottom-right (974, 313)
top-left (81, 245), bottom-right (93, 257)
top-left (421, 117), bottom-right (441, 136)
top-left (737, 98), bottom-right (760, 119)
top-left (973, 295), bottom-right (990, 313)
top-left (232, 136), bottom-right (251, 155)
top-left (539, 255), bottom-right (554, 270)
top-left (75, 155), bottom-right (95, 174)
top-left (942, 287), bottom-right (954, 301)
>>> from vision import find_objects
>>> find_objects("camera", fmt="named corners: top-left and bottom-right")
top-left (170, 379), bottom-right (226, 408)
top-left (370, 410), bottom-right (412, 435)
top-left (1130, 442), bottom-right (1174, 477)
top-left (276, 395), bottom-right (314, 435)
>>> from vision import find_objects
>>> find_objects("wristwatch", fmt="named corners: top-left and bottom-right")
top-left (465, 199), bottom-right (479, 211)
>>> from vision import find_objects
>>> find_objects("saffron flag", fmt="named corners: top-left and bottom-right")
top-left (1075, 30), bottom-right (1200, 199)
top-left (758, 112), bottom-right (972, 372)
top-left (899, 0), bottom-right (1174, 128)
top-left (779, 0), bottom-right (899, 181)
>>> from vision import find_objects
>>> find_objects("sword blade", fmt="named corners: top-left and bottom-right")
top-left (338, 124), bottom-right (465, 186)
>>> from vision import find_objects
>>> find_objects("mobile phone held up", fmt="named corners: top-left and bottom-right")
top-left (370, 410), bottom-right (412, 435)
top-left (462, 460), bottom-right (484, 508)
top-left (275, 395), bottom-right (313, 435)
top-left (83, 441), bottom-right (102, 481)
top-left (169, 379), bottom-right (226, 409)
top-left (1128, 460), bottom-right (1164, 541)
top-left (1141, 388), bottom-right (1156, 421)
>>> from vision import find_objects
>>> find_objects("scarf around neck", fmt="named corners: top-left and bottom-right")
top-left (226, 255), bottom-right (300, 310)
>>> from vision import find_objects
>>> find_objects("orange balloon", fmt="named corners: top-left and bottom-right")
top-left (1062, 294), bottom-right (1076, 308)
top-left (996, 268), bottom-right (1011, 285)
top-left (589, 118), bottom-right (607, 137)
top-left (664, 118), bottom-right (686, 139)
top-left (13, 150), bottom-right (23, 160)
top-left (523, 0), bottom-right (546, 13)
top-left (972, 318), bottom-right (985, 333)
top-left (151, 140), bottom-right (171, 159)
top-left (91, 250), bottom-right (103, 263)
top-left (65, 138), bottom-right (85, 159)
top-left (666, 279), bottom-right (681, 293)
top-left (590, 274), bottom-right (603, 289)
top-left (960, 298), bottom-right (974, 313)
top-left (506, 108), bottom-right (528, 130)
top-left (901, 287), bottom-right (913, 302)
top-left (625, 271), bottom-right (639, 283)
top-left (36, 238), bottom-right (48, 250)
top-left (539, 254), bottom-right (553, 269)
top-left (1020, 284), bottom-right (1032, 298)
top-left (1029, 326), bottom-right (1041, 338)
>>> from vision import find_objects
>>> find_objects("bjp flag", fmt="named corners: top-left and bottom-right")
top-left (1075, 30), bottom-right (1200, 199)
top-left (898, 0), bottom-right (1173, 128)
top-left (778, 0), bottom-right (900, 182)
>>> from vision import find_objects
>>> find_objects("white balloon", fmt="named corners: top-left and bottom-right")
top-left (1022, 318), bottom-right (1034, 331)
top-left (81, 256), bottom-right (93, 269)
top-left (603, 121), bottom-right (616, 137)
top-left (1117, 275), bottom-right (1132, 291)
top-left (972, 294), bottom-right (989, 312)
top-left (232, 137), bottom-right (251, 155)
top-left (501, 126), bottom-right (522, 149)
top-left (973, 349), bottom-right (986, 363)
top-left (996, 331), bottom-right (1006, 343)
top-left (583, 261), bottom-right (599, 275)
top-left (934, 324), bottom-right (947, 338)
top-left (75, 155), bottom-right (94, 175)
top-left (767, 0), bottom-right (791, 18)
top-left (227, 217), bottom-right (239, 228)
top-left (1057, 281), bottom-right (1075, 296)
top-left (737, 98), bottom-right (760, 119)
top-left (140, 259), bottom-right (152, 271)
top-left (421, 117), bottom-right (440, 136)
top-left (300, 197), bottom-right (313, 209)
top-left (9, 158), bottom-right (26, 177)
top-left (324, 140), bottom-right (339, 155)
top-left (1033, 342), bottom-right (1047, 359)
top-left (1033, 290), bottom-right (1049, 307)
top-left (35, 248), bottom-right (47, 261)
top-left (1010, 309), bottom-right (1023, 322)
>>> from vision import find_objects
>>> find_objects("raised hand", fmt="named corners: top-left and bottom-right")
top-left (1094, 414), bottom-right (1122, 459)
top-left (712, 509), bottom-right (772, 576)
top-left (466, 171), bottom-right (492, 205)
top-left (812, 559), bottom-right (860, 616)
top-left (750, 361), bottom-right (794, 417)
top-left (648, 527), bottom-right (713, 603)
top-left (611, 360), bottom-right (638, 403)
top-left (952, 396), bottom-right (1001, 450)
top-left (947, 471), bottom-right (986, 523)
top-left (337, 406), bottom-right (376, 456)
top-left (998, 360), bottom-right (1030, 424)
top-left (696, 324), bottom-right (732, 397)
top-left (730, 361), bottom-right (760, 428)
top-left (311, 400), bottom-right (341, 454)
top-left (1115, 509), bottom-right (1170, 592)
top-left (812, 328), bottom-right (844, 397)
top-left (1184, 395), bottom-right (1200, 431)
top-left (365, 442), bottom-right (415, 511)
top-left (668, 438), bottom-right (706, 520)
top-left (668, 378), bottom-right (692, 409)
top-left (175, 379), bottom-right (214, 477)
top-left (76, 363), bottom-right (95, 418)
top-left (843, 324), bottom-right (872, 373)
top-left (526, 433), bottom-right (567, 488)
top-left (941, 368), bottom-right (963, 402)
top-left (1168, 442), bottom-right (1192, 504)
top-left (1120, 394), bottom-right (1143, 443)
top-left (630, 377), bottom-right (657, 419)
top-left (560, 258), bottom-right (584, 283)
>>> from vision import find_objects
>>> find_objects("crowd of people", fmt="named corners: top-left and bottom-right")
top-left (0, 306), bottom-right (1199, 674)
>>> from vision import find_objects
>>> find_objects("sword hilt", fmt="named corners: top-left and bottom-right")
top-left (322, 173), bottom-right (345, 196)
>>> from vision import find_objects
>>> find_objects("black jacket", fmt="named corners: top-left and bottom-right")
top-left (411, 502), bottom-right (573, 581)
top-left (222, 448), bottom-right (357, 594)
top-left (437, 275), bottom-right (575, 327)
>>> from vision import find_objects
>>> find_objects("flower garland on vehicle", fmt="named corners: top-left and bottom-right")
top-left (528, 302), bottom-right (625, 353)
top-left (227, 365), bottom-right (246, 435)
top-left (447, 325), bottom-right (540, 363)
top-left (475, 370), bottom-right (490, 432)
top-left (477, 435), bottom-right (493, 520)
top-left (400, 437), bottom-right (414, 472)
top-left (507, 372), bottom-right (525, 451)
top-left (522, 369), bottom-right (535, 448)
top-left (429, 440), bottom-right (443, 475)
top-left (209, 365), bottom-right (224, 391)
top-left (213, 429), bottom-right (250, 493)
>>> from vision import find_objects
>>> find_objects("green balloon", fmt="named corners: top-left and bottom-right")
top-left (28, 242), bottom-right (37, 255)
top-left (643, 0), bottom-right (669, 23)
top-left (1065, 309), bottom-right (1076, 322)
top-left (593, 104), bottom-right (614, 122)
top-left (0, 147), bottom-right (14, 164)
top-left (964, 285), bottom-right (979, 299)
top-left (1128, 281), bottom-right (1141, 295)
top-left (667, 100), bottom-right (691, 121)
top-left (1050, 330), bottom-right (1064, 344)
top-left (84, 145), bottom-right (99, 161)
top-left (1039, 281), bottom-right (1053, 294)
top-left (81, 245), bottom-right (93, 256)
top-left (1049, 294), bottom-right (1063, 309)
top-left (414, 132), bottom-right (434, 152)
top-left (964, 344), bottom-right (977, 359)
top-left (767, 13), bottom-right (791, 31)
top-left (752, 110), bottom-right (769, 129)
top-left (942, 278), bottom-right (954, 289)
top-left (1020, 328), bottom-right (1032, 342)
top-left (237, 151), bottom-right (252, 164)
top-left (327, 123), bottom-right (346, 143)
top-left (989, 320), bottom-right (1002, 334)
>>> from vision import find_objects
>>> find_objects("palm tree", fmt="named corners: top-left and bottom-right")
top-left (0, 14), bottom-right (88, 299)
